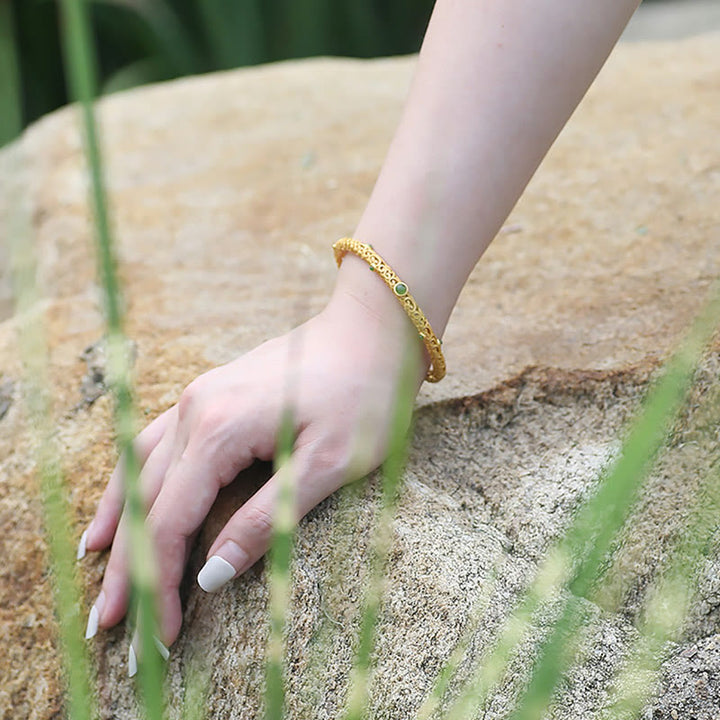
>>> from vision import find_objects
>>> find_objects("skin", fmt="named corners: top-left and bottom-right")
top-left (83, 0), bottom-right (641, 650)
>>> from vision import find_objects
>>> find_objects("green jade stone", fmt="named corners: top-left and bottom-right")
top-left (393, 282), bottom-right (408, 296)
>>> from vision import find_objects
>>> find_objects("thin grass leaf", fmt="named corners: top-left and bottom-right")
top-left (340, 0), bottom-right (387, 57)
top-left (57, 0), bottom-right (164, 715)
top-left (181, 652), bottom-right (212, 720)
top-left (196, 0), bottom-right (267, 69)
top-left (415, 563), bottom-right (502, 720)
top-left (503, 282), bottom-right (720, 720)
top-left (102, 57), bottom-right (173, 95)
top-left (441, 550), bottom-right (570, 720)
top-left (272, 0), bottom-right (332, 58)
top-left (7, 11), bottom-right (94, 717)
top-left (9, 152), bottom-right (95, 720)
top-left (602, 445), bottom-right (720, 718)
top-left (442, 280), bottom-right (720, 720)
top-left (0, 2), bottom-right (22, 147)
top-left (91, 0), bottom-right (201, 76)
top-left (341, 343), bottom-right (421, 720)
top-left (298, 439), bottom-right (388, 711)
top-left (265, 406), bottom-right (297, 720)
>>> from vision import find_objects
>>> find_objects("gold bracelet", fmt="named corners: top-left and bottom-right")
top-left (332, 237), bottom-right (446, 383)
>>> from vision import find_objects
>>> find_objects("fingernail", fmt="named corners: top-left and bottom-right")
top-left (85, 591), bottom-right (105, 640)
top-left (198, 556), bottom-right (236, 593)
top-left (76, 529), bottom-right (88, 560)
top-left (85, 605), bottom-right (99, 640)
top-left (153, 635), bottom-right (170, 661)
top-left (128, 643), bottom-right (137, 678)
top-left (197, 541), bottom-right (247, 592)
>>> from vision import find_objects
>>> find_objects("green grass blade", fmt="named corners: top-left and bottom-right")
top-left (181, 650), bottom-right (211, 720)
top-left (442, 280), bottom-right (720, 720)
top-left (9, 157), bottom-right (95, 720)
top-left (265, 406), bottom-right (297, 720)
top-left (341, 343), bottom-right (421, 720)
top-left (272, 0), bottom-right (332, 58)
top-left (196, 0), bottom-right (267, 68)
top-left (91, 0), bottom-right (201, 76)
top-left (340, 0), bottom-right (387, 57)
top-left (602, 442), bottom-right (720, 718)
top-left (504, 282), bottom-right (720, 720)
top-left (415, 564), bottom-right (501, 720)
top-left (102, 57), bottom-right (172, 95)
top-left (57, 0), bottom-right (164, 715)
top-left (6, 9), bottom-right (94, 716)
top-left (441, 550), bottom-right (569, 720)
top-left (0, 2), bottom-right (22, 147)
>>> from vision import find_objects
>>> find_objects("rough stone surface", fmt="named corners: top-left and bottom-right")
top-left (1, 31), bottom-right (719, 720)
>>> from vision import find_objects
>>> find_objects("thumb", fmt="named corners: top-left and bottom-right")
top-left (196, 446), bottom-right (347, 593)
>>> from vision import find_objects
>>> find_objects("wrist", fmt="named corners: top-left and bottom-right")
top-left (326, 245), bottom-right (434, 385)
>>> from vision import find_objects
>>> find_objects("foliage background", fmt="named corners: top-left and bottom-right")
top-left (7, 0), bottom-right (435, 142)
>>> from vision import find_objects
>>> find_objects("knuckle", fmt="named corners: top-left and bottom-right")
top-left (195, 405), bottom-right (226, 439)
top-left (178, 378), bottom-right (205, 420)
top-left (306, 433), bottom-right (380, 485)
top-left (307, 437), bottom-right (348, 477)
top-left (243, 504), bottom-right (275, 541)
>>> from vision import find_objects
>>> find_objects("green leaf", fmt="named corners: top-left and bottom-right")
top-left (0, 2), bottom-right (22, 146)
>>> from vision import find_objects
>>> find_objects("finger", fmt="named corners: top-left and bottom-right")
top-left (88, 429), bottom-right (182, 632)
top-left (126, 531), bottom-right (197, 675)
top-left (85, 406), bottom-right (176, 553)
top-left (141, 432), bottom-right (256, 646)
top-left (197, 445), bottom-right (346, 593)
top-left (93, 517), bottom-right (132, 630)
top-left (128, 627), bottom-right (171, 679)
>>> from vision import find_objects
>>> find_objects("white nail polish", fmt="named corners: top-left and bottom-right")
top-left (197, 555), bottom-right (236, 593)
top-left (84, 604), bottom-right (99, 640)
top-left (77, 529), bottom-right (88, 561)
top-left (153, 635), bottom-right (170, 661)
top-left (128, 644), bottom-right (137, 678)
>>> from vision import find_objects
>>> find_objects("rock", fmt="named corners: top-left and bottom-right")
top-left (77, 337), bottom-right (137, 407)
top-left (0, 30), bottom-right (719, 720)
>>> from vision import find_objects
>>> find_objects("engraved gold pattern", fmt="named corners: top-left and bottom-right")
top-left (332, 237), bottom-right (446, 383)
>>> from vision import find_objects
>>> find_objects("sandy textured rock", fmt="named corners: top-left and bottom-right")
top-left (1, 30), bottom-right (719, 720)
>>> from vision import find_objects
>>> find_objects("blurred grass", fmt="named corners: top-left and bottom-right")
top-left (265, 408), bottom-right (297, 720)
top-left (5, 0), bottom-right (435, 140)
top-left (58, 0), bottom-right (165, 715)
top-left (604, 446), bottom-right (720, 719)
top-left (504, 283), bottom-right (720, 720)
top-left (341, 347), bottom-right (420, 720)
top-left (0, 2), bottom-right (22, 147)
top-left (440, 280), bottom-right (720, 720)
top-left (6, 17), bottom-right (95, 716)
top-left (11, 193), bottom-right (96, 720)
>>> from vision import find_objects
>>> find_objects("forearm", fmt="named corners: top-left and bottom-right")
top-left (332, 0), bottom-right (640, 338)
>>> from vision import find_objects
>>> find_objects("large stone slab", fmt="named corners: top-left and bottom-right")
top-left (1, 31), bottom-right (719, 720)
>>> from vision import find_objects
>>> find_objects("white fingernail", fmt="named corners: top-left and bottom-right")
top-left (128, 643), bottom-right (137, 678)
top-left (153, 635), bottom-right (170, 661)
top-left (197, 555), bottom-right (237, 593)
top-left (85, 604), bottom-right (99, 640)
top-left (77, 529), bottom-right (88, 561)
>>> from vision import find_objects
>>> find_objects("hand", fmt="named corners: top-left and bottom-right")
top-left (80, 289), bottom-right (425, 655)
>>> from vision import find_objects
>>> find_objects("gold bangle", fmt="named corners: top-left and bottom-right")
top-left (332, 237), bottom-right (446, 383)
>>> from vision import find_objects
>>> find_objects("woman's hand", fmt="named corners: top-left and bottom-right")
top-left (81, 287), bottom-right (426, 656)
